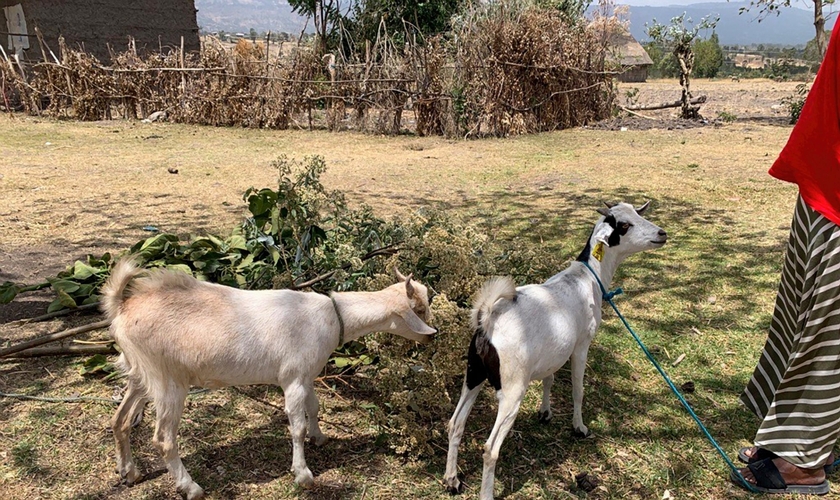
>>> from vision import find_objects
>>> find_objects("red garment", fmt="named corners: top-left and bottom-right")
top-left (769, 22), bottom-right (840, 225)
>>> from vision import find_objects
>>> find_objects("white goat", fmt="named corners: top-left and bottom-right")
top-left (102, 259), bottom-right (436, 499)
top-left (443, 202), bottom-right (667, 499)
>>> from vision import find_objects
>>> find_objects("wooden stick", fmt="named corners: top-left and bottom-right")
top-left (0, 319), bottom-right (111, 358)
top-left (10, 302), bottom-right (101, 325)
top-left (289, 244), bottom-right (400, 290)
top-left (34, 26), bottom-right (49, 62)
top-left (625, 95), bottom-right (707, 111)
top-left (620, 107), bottom-right (659, 120)
top-left (5, 344), bottom-right (117, 358)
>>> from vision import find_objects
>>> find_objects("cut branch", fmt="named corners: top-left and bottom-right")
top-left (5, 344), bottom-right (117, 358)
top-left (0, 319), bottom-right (111, 358)
top-left (11, 302), bottom-right (100, 325)
top-left (624, 95), bottom-right (706, 111)
top-left (290, 243), bottom-right (401, 290)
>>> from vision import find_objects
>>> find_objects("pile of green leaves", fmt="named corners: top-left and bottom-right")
top-left (1, 154), bottom-right (565, 456)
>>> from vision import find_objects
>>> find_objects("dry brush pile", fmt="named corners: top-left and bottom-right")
top-left (0, 5), bottom-right (619, 137)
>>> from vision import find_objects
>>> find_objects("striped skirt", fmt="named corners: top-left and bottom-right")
top-left (741, 195), bottom-right (840, 469)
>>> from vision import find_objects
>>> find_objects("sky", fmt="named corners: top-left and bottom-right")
top-left (617, 0), bottom-right (813, 9)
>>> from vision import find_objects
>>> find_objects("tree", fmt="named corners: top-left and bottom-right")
top-left (289, 0), bottom-right (352, 54)
top-left (804, 30), bottom-right (832, 61)
top-left (693, 32), bottom-right (724, 78)
top-left (736, 0), bottom-right (831, 59)
top-left (537, 0), bottom-right (593, 21)
top-left (351, 0), bottom-right (463, 50)
top-left (647, 14), bottom-right (719, 119)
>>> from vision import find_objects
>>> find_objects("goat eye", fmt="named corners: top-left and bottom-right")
top-left (622, 223), bottom-right (632, 230)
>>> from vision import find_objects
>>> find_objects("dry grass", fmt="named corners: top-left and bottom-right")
top-left (1, 78), bottom-right (832, 499)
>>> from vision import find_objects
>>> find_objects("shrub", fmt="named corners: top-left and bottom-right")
top-left (781, 83), bottom-right (809, 124)
top-left (716, 111), bottom-right (737, 123)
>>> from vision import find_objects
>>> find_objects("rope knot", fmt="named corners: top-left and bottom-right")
top-left (603, 287), bottom-right (624, 301)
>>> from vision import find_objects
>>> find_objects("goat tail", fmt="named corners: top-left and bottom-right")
top-left (100, 256), bottom-right (144, 322)
top-left (470, 276), bottom-right (517, 331)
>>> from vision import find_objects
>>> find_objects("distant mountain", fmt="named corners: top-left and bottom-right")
top-left (194, 0), bottom-right (831, 46)
top-left (195, 0), bottom-right (309, 34)
top-left (620, 2), bottom-right (836, 46)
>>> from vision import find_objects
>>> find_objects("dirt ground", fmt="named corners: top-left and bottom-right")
top-left (615, 78), bottom-right (803, 125)
top-left (0, 78), bottom-right (809, 499)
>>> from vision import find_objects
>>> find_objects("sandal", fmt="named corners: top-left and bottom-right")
top-left (739, 447), bottom-right (837, 474)
top-left (730, 457), bottom-right (831, 495)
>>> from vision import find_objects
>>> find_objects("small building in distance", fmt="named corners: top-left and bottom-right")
top-left (607, 29), bottom-right (654, 83)
top-left (1, 0), bottom-right (199, 62)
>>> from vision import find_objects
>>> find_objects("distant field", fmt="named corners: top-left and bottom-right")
top-left (1, 79), bottom-right (828, 499)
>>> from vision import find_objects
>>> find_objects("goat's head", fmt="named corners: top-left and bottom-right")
top-left (386, 269), bottom-right (437, 344)
top-left (591, 201), bottom-right (667, 258)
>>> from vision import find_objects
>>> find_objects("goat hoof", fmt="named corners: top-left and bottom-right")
top-left (310, 434), bottom-right (329, 447)
top-left (572, 427), bottom-right (592, 439)
top-left (176, 482), bottom-right (205, 500)
top-left (295, 469), bottom-right (315, 488)
top-left (118, 465), bottom-right (142, 485)
top-left (537, 410), bottom-right (552, 424)
top-left (443, 475), bottom-right (464, 495)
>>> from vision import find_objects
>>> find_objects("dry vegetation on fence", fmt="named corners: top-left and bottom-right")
top-left (0, 6), bottom-right (621, 137)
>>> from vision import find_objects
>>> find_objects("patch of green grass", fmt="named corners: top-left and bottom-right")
top-left (11, 440), bottom-right (41, 476)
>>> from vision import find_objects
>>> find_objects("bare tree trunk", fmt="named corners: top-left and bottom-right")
top-left (676, 47), bottom-right (699, 119)
top-left (815, 0), bottom-right (827, 59)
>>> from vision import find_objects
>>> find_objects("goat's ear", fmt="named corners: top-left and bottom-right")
top-left (596, 207), bottom-right (611, 217)
top-left (400, 308), bottom-right (437, 336)
top-left (593, 223), bottom-right (614, 246)
top-left (635, 200), bottom-right (651, 215)
top-left (405, 274), bottom-right (415, 299)
top-left (395, 267), bottom-right (407, 283)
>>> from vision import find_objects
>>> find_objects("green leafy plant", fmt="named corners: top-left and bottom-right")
top-left (716, 111), bottom-right (737, 123)
top-left (781, 83), bottom-right (809, 124)
top-left (76, 353), bottom-right (120, 380)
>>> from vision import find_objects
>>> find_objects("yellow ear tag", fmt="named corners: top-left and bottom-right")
top-left (593, 241), bottom-right (605, 261)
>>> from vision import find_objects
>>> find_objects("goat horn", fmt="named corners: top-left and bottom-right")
top-left (603, 200), bottom-right (618, 209)
top-left (636, 200), bottom-right (651, 214)
top-left (395, 268), bottom-right (407, 282)
top-left (405, 275), bottom-right (415, 299)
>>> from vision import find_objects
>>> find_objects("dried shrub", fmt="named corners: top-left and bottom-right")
top-left (449, 2), bottom-right (615, 137)
top-left (355, 209), bottom-right (569, 456)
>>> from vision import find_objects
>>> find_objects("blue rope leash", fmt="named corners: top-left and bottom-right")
top-left (581, 261), bottom-right (760, 493)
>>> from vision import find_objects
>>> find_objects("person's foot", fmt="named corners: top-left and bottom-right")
top-left (739, 457), bottom-right (826, 487)
top-left (741, 447), bottom-right (835, 468)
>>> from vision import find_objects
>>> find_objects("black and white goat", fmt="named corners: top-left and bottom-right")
top-left (102, 259), bottom-right (436, 499)
top-left (443, 202), bottom-right (667, 499)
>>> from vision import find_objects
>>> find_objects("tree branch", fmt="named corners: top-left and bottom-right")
top-left (624, 95), bottom-right (706, 111)
top-left (0, 319), bottom-right (111, 358)
top-left (11, 302), bottom-right (101, 325)
top-left (4, 344), bottom-right (117, 358)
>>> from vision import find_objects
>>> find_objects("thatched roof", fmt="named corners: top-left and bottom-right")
top-left (1, 0), bottom-right (199, 62)
top-left (607, 30), bottom-right (654, 67)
